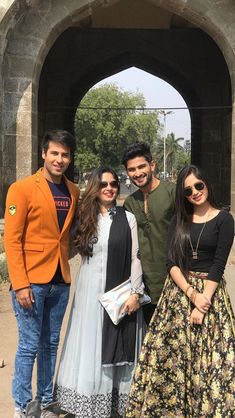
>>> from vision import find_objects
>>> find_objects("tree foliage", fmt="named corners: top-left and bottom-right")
top-left (74, 83), bottom-right (159, 174)
top-left (156, 132), bottom-right (190, 175)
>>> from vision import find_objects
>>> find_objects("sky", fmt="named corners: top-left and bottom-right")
top-left (95, 67), bottom-right (191, 142)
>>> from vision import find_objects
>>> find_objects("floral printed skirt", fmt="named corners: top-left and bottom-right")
top-left (125, 273), bottom-right (235, 418)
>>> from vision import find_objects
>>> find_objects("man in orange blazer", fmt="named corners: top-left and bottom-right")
top-left (4, 130), bottom-right (79, 418)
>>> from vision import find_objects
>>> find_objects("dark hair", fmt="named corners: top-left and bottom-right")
top-left (74, 167), bottom-right (120, 257)
top-left (122, 142), bottom-right (152, 168)
top-left (42, 130), bottom-right (76, 154)
top-left (169, 164), bottom-right (218, 278)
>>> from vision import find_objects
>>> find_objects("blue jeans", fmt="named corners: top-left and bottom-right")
top-left (12, 284), bottom-right (70, 411)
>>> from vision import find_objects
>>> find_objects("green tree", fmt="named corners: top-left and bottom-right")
top-left (166, 132), bottom-right (184, 174)
top-left (74, 151), bottom-right (101, 174)
top-left (175, 139), bottom-right (191, 169)
top-left (156, 132), bottom-right (186, 175)
top-left (74, 83), bottom-right (160, 173)
top-left (175, 149), bottom-right (191, 170)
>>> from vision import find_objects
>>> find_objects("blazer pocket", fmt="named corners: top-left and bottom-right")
top-left (23, 243), bottom-right (44, 251)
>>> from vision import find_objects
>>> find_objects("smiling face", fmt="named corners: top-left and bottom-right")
top-left (97, 172), bottom-right (119, 208)
top-left (42, 141), bottom-right (71, 183)
top-left (126, 156), bottom-right (156, 189)
top-left (184, 173), bottom-right (208, 207)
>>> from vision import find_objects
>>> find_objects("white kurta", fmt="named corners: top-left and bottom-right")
top-left (55, 210), bottom-right (145, 418)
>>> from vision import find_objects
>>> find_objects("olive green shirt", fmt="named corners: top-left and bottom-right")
top-left (124, 181), bottom-right (175, 304)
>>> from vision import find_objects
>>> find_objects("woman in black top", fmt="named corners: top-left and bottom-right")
top-left (125, 164), bottom-right (235, 418)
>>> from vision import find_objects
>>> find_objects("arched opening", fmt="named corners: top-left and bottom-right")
top-left (73, 67), bottom-right (191, 192)
top-left (38, 26), bottom-right (231, 206)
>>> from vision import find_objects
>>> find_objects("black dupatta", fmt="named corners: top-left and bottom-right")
top-left (102, 206), bottom-right (137, 365)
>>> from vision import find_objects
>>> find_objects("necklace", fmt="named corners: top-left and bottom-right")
top-left (189, 211), bottom-right (210, 260)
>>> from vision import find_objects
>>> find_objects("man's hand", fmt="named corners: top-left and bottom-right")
top-left (190, 308), bottom-right (204, 325)
top-left (15, 287), bottom-right (35, 309)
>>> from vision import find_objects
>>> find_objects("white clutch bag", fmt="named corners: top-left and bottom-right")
top-left (98, 278), bottom-right (151, 325)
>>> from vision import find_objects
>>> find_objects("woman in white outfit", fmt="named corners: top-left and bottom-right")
top-left (54, 167), bottom-right (145, 418)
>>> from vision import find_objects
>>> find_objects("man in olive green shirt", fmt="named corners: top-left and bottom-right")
top-left (122, 142), bottom-right (175, 324)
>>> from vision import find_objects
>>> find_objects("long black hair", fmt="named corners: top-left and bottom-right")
top-left (73, 167), bottom-right (120, 257)
top-left (169, 164), bottom-right (218, 278)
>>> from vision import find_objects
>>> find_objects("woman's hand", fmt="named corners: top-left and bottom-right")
top-left (193, 292), bottom-right (211, 313)
top-left (188, 287), bottom-right (211, 313)
top-left (190, 308), bottom-right (205, 325)
top-left (121, 294), bottom-right (140, 316)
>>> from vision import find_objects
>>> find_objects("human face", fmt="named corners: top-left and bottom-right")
top-left (42, 141), bottom-right (71, 183)
top-left (184, 173), bottom-right (208, 206)
top-left (98, 172), bottom-right (119, 208)
top-left (126, 156), bottom-right (155, 189)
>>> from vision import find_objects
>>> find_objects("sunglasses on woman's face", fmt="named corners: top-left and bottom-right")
top-left (100, 180), bottom-right (119, 189)
top-left (183, 181), bottom-right (205, 197)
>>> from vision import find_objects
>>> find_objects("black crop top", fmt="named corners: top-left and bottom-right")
top-left (166, 210), bottom-right (234, 282)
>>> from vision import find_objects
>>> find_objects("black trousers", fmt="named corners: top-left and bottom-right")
top-left (142, 302), bottom-right (157, 325)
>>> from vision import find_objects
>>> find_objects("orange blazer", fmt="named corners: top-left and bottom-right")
top-left (4, 169), bottom-right (79, 291)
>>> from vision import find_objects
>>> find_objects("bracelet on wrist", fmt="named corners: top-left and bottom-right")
top-left (189, 288), bottom-right (198, 304)
top-left (185, 284), bottom-right (193, 297)
top-left (131, 287), bottom-right (144, 296)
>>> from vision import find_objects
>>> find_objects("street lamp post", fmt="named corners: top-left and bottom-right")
top-left (159, 110), bottom-right (173, 180)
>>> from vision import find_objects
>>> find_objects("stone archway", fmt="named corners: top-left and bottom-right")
top-left (38, 26), bottom-right (231, 210)
top-left (0, 0), bottom-right (235, 222)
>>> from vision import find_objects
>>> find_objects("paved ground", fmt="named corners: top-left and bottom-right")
top-left (0, 259), bottom-right (234, 418)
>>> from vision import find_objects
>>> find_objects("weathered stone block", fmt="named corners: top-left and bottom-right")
top-left (6, 56), bottom-right (34, 78)
top-left (6, 36), bottom-right (42, 58)
top-left (4, 92), bottom-right (25, 113)
top-left (16, 111), bottom-right (32, 137)
top-left (2, 134), bottom-right (16, 166)
top-left (4, 78), bottom-right (19, 92)
top-left (2, 111), bottom-right (16, 134)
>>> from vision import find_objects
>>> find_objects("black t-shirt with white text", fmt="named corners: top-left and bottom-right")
top-left (47, 179), bottom-right (71, 284)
